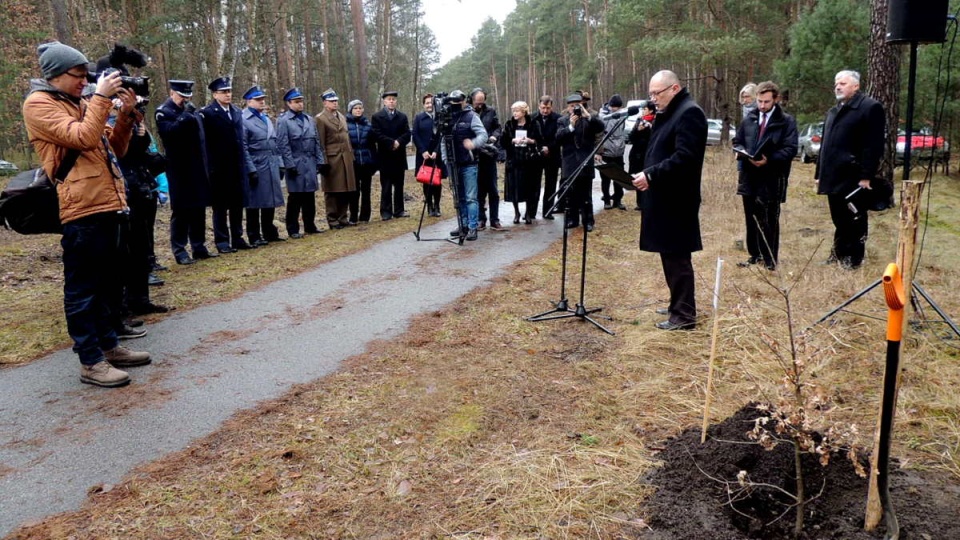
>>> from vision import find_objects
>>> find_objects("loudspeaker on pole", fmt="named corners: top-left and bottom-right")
top-left (886, 0), bottom-right (949, 43)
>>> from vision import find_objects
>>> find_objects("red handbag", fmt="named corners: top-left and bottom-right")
top-left (416, 160), bottom-right (442, 186)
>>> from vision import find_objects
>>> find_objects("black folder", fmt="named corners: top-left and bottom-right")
top-left (595, 161), bottom-right (637, 191)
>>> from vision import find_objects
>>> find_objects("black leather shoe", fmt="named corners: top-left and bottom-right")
top-left (194, 250), bottom-right (219, 259)
top-left (304, 228), bottom-right (323, 235)
top-left (655, 308), bottom-right (669, 315)
top-left (147, 273), bottom-right (165, 286)
top-left (381, 213), bottom-right (393, 221)
top-left (152, 262), bottom-right (169, 272)
top-left (617, 203), bottom-right (626, 210)
top-left (585, 223), bottom-right (595, 232)
top-left (478, 220), bottom-right (487, 231)
top-left (252, 239), bottom-right (269, 247)
top-left (233, 241), bottom-right (255, 250)
top-left (130, 302), bottom-right (171, 315)
top-left (264, 236), bottom-right (285, 242)
top-left (175, 254), bottom-right (195, 265)
top-left (216, 246), bottom-right (237, 254)
top-left (656, 320), bottom-right (695, 331)
top-left (395, 211), bottom-right (410, 218)
top-left (737, 256), bottom-right (761, 268)
top-left (288, 233), bottom-right (304, 239)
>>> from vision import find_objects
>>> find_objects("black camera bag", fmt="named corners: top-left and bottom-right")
top-left (0, 149), bottom-right (79, 235)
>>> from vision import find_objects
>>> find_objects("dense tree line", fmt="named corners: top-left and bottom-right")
top-left (2, 0), bottom-right (959, 164)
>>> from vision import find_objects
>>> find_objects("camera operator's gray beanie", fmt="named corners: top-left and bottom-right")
top-left (38, 42), bottom-right (89, 80)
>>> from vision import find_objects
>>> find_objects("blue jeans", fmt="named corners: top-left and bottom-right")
top-left (456, 164), bottom-right (479, 230)
top-left (61, 213), bottom-right (122, 365)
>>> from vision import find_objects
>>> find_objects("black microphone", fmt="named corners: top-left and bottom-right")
top-left (626, 105), bottom-right (640, 116)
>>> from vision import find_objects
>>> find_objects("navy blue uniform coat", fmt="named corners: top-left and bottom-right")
top-left (156, 97), bottom-right (211, 211)
top-left (200, 101), bottom-right (248, 208)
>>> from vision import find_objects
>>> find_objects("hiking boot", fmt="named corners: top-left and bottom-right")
top-left (103, 345), bottom-right (152, 368)
top-left (117, 325), bottom-right (147, 340)
top-left (466, 228), bottom-right (478, 241)
top-left (80, 361), bottom-right (130, 388)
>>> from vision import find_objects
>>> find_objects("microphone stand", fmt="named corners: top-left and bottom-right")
top-left (527, 110), bottom-right (633, 335)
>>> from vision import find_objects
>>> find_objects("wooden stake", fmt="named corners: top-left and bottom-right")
top-left (702, 258), bottom-right (724, 444)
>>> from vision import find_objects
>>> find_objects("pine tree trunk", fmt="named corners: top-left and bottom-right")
top-left (350, 0), bottom-right (370, 104)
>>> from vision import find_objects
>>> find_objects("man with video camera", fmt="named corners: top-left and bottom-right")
top-left (23, 41), bottom-right (151, 387)
top-left (441, 90), bottom-right (488, 241)
top-left (556, 93), bottom-right (604, 231)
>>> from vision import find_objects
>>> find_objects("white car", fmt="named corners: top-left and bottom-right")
top-left (0, 159), bottom-right (19, 175)
top-left (624, 99), bottom-right (646, 132)
top-left (707, 119), bottom-right (735, 145)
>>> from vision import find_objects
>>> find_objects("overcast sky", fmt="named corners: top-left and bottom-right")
top-left (421, 0), bottom-right (518, 66)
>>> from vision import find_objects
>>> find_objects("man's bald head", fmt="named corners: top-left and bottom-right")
top-left (649, 70), bottom-right (682, 109)
top-left (652, 70), bottom-right (679, 87)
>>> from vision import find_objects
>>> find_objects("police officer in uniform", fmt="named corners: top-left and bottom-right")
top-left (276, 87), bottom-right (325, 237)
top-left (241, 85), bottom-right (285, 245)
top-left (156, 80), bottom-right (215, 265)
top-left (201, 76), bottom-right (254, 252)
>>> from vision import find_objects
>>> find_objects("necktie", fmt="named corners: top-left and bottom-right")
top-left (758, 113), bottom-right (767, 140)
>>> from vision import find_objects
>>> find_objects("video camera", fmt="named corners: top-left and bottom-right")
top-left (87, 43), bottom-right (151, 104)
top-left (86, 69), bottom-right (150, 101)
top-left (431, 91), bottom-right (462, 134)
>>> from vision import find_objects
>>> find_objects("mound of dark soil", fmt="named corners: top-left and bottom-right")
top-left (639, 404), bottom-right (960, 539)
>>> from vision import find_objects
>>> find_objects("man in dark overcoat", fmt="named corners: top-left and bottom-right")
top-left (201, 76), bottom-right (253, 253)
top-left (471, 89), bottom-right (502, 229)
top-left (156, 79), bottom-right (215, 265)
top-left (370, 91), bottom-right (411, 220)
top-left (815, 69), bottom-right (884, 269)
top-left (276, 87), bottom-right (325, 237)
top-left (241, 85), bottom-right (285, 245)
top-left (532, 95), bottom-right (561, 219)
top-left (632, 70), bottom-right (707, 331)
top-left (556, 93), bottom-right (604, 231)
top-left (734, 81), bottom-right (798, 271)
top-left (316, 88), bottom-right (357, 229)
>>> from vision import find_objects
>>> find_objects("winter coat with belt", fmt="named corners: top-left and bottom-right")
top-left (241, 108), bottom-right (284, 208)
top-left (315, 109), bottom-right (357, 193)
top-left (734, 104), bottom-right (798, 203)
top-left (276, 109), bottom-right (325, 193)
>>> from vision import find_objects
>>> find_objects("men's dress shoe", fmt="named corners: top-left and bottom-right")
top-left (304, 228), bottom-right (323, 235)
top-left (491, 221), bottom-right (503, 229)
top-left (193, 250), bottom-right (219, 259)
top-left (603, 202), bottom-right (614, 210)
top-left (264, 236), bottom-right (285, 242)
top-left (152, 262), bottom-right (169, 272)
top-left (656, 308), bottom-right (670, 315)
top-left (348, 221), bottom-right (358, 226)
top-left (130, 302), bottom-right (170, 315)
top-left (217, 246), bottom-right (237, 254)
top-left (585, 223), bottom-right (595, 232)
top-left (253, 239), bottom-right (269, 247)
top-left (466, 228), bottom-right (478, 241)
top-left (655, 320), bottom-right (695, 331)
top-left (148, 273), bottom-right (165, 286)
top-left (175, 254), bottom-right (195, 265)
top-left (103, 345), bottom-right (152, 368)
top-left (288, 233), bottom-right (305, 239)
top-left (233, 241), bottom-right (255, 250)
top-left (117, 324), bottom-right (147, 340)
top-left (396, 211), bottom-right (410, 218)
top-left (80, 361), bottom-right (130, 388)
top-left (737, 256), bottom-right (761, 268)
top-left (764, 263), bottom-right (777, 271)
top-left (381, 213), bottom-right (393, 221)
top-left (331, 224), bottom-right (345, 230)
top-left (477, 220), bottom-right (487, 231)
top-left (617, 203), bottom-right (627, 210)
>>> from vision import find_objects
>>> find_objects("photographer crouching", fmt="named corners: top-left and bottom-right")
top-left (23, 41), bottom-right (151, 388)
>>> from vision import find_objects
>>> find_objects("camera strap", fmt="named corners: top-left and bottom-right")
top-left (52, 149), bottom-right (81, 184)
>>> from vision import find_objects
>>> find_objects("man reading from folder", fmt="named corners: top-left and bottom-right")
top-left (733, 80), bottom-right (797, 271)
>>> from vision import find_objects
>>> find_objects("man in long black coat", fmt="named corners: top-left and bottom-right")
top-left (632, 70), bottom-right (707, 331)
top-left (734, 81), bottom-right (798, 271)
top-left (156, 80), bottom-right (215, 265)
top-left (201, 76), bottom-right (253, 253)
top-left (556, 93), bottom-right (604, 231)
top-left (532, 95), bottom-right (561, 219)
top-left (815, 70), bottom-right (884, 269)
top-left (370, 91), bottom-right (411, 220)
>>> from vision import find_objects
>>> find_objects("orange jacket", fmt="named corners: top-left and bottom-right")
top-left (22, 80), bottom-right (138, 224)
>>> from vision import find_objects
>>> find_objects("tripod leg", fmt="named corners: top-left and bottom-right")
top-left (912, 283), bottom-right (960, 339)
top-left (809, 278), bottom-right (882, 329)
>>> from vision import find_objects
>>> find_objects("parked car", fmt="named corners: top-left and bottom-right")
top-left (896, 127), bottom-right (949, 165)
top-left (624, 99), bottom-right (645, 132)
top-left (797, 122), bottom-right (823, 163)
top-left (707, 119), bottom-right (735, 145)
top-left (0, 159), bottom-right (19, 175)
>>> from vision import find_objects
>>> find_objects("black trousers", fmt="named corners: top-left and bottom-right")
top-left (170, 206), bottom-right (208, 257)
top-left (537, 160), bottom-right (561, 216)
top-left (742, 196), bottom-right (781, 267)
top-left (213, 204), bottom-right (244, 249)
top-left (286, 191), bottom-right (318, 234)
top-left (246, 207), bottom-right (279, 241)
top-left (477, 155), bottom-right (499, 223)
top-left (660, 252), bottom-right (696, 325)
top-left (351, 163), bottom-right (375, 222)
top-left (379, 166), bottom-right (406, 217)
top-left (125, 195), bottom-right (154, 309)
top-left (144, 192), bottom-right (158, 265)
top-left (562, 174), bottom-right (594, 229)
top-left (599, 156), bottom-right (625, 205)
top-left (421, 182), bottom-right (442, 211)
top-left (827, 192), bottom-right (868, 265)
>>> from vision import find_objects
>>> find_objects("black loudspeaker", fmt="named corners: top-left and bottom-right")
top-left (887, 0), bottom-right (949, 43)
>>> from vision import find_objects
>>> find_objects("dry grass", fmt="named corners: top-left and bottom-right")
top-left (0, 176), bottom-right (455, 365)
top-left (8, 149), bottom-right (960, 538)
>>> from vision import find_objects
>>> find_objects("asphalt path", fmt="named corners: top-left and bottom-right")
top-left (0, 190), bottom-right (610, 535)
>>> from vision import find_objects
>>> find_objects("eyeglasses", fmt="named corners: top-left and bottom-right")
top-left (62, 71), bottom-right (88, 80)
top-left (649, 86), bottom-right (674, 99)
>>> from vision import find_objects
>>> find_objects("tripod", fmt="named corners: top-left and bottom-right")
top-left (526, 109), bottom-right (633, 335)
top-left (413, 129), bottom-right (465, 245)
